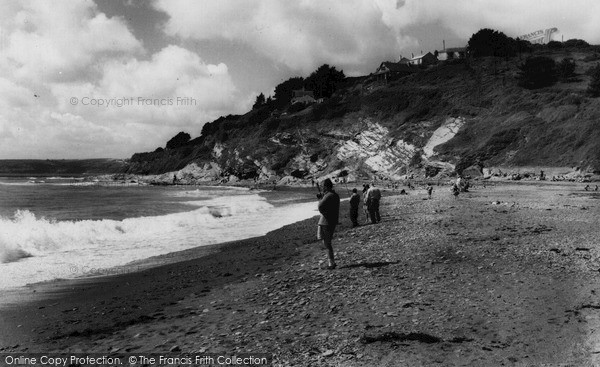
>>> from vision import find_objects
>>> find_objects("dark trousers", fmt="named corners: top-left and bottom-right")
top-left (350, 207), bottom-right (359, 226)
top-left (369, 199), bottom-right (381, 224)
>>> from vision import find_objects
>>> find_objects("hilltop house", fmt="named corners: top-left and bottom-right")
top-left (374, 61), bottom-right (416, 82)
top-left (291, 89), bottom-right (316, 105)
top-left (437, 47), bottom-right (467, 61)
top-left (398, 56), bottom-right (411, 65)
top-left (408, 52), bottom-right (437, 67)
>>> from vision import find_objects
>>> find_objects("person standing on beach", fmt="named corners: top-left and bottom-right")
top-left (452, 182), bottom-right (460, 199)
top-left (349, 188), bottom-right (360, 227)
top-left (366, 184), bottom-right (382, 224)
top-left (426, 183), bottom-right (433, 199)
top-left (318, 179), bottom-right (340, 269)
top-left (362, 184), bottom-right (370, 223)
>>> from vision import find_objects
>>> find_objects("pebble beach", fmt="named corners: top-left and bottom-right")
top-left (2, 181), bottom-right (600, 366)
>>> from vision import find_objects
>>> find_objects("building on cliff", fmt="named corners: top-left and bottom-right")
top-left (436, 47), bottom-right (467, 61)
top-left (291, 89), bottom-right (316, 105)
top-left (374, 61), bottom-right (417, 82)
top-left (408, 52), bottom-right (438, 67)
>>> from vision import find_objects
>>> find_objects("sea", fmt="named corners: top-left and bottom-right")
top-left (0, 176), bottom-right (319, 290)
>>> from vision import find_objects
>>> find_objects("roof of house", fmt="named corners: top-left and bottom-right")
top-left (410, 52), bottom-right (435, 60)
top-left (376, 61), bottom-right (416, 74)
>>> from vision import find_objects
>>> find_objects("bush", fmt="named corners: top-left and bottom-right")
top-left (166, 132), bottom-right (191, 149)
top-left (518, 56), bottom-right (557, 89)
top-left (547, 41), bottom-right (563, 49)
top-left (467, 28), bottom-right (516, 58)
top-left (564, 39), bottom-right (589, 48)
top-left (557, 58), bottom-right (576, 81)
top-left (587, 64), bottom-right (600, 97)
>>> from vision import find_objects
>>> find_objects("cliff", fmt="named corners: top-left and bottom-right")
top-left (126, 48), bottom-right (600, 183)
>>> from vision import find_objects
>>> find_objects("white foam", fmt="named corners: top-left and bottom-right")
top-left (0, 194), bottom-right (318, 289)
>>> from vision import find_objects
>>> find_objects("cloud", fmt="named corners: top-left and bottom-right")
top-left (156, 0), bottom-right (600, 77)
top-left (376, 0), bottom-right (600, 43)
top-left (154, 0), bottom-right (417, 75)
top-left (3, 0), bottom-right (143, 82)
top-left (0, 1), bottom-right (247, 158)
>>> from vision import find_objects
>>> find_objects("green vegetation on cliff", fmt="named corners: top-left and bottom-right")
top-left (128, 36), bottom-right (600, 180)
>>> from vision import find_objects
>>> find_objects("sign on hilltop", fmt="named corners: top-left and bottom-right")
top-left (518, 28), bottom-right (558, 44)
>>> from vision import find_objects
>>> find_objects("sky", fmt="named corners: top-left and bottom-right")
top-left (0, 0), bottom-right (599, 159)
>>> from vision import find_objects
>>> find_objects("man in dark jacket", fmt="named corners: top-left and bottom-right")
top-left (318, 178), bottom-right (340, 269)
top-left (349, 188), bottom-right (360, 227)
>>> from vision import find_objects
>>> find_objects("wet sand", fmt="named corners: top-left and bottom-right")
top-left (2, 181), bottom-right (600, 366)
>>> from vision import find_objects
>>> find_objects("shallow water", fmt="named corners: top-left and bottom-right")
top-left (0, 177), bottom-right (318, 289)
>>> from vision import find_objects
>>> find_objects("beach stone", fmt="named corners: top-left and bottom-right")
top-left (170, 345), bottom-right (181, 352)
top-left (322, 350), bottom-right (334, 357)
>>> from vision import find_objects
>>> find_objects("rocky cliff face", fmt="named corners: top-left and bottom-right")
top-left (126, 50), bottom-right (600, 183)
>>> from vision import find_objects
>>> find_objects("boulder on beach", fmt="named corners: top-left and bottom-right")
top-left (462, 165), bottom-right (483, 178)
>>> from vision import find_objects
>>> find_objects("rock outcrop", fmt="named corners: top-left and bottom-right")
top-left (125, 49), bottom-right (600, 182)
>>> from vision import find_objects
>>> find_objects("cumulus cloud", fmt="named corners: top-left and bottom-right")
top-left (377, 0), bottom-right (600, 43)
top-left (154, 0), bottom-right (417, 75)
top-left (0, 0), bottom-right (247, 158)
top-left (156, 0), bottom-right (600, 77)
top-left (3, 0), bottom-right (143, 82)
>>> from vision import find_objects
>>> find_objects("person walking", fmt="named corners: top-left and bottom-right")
top-left (365, 183), bottom-right (382, 224)
top-left (349, 188), bottom-right (360, 227)
top-left (426, 183), bottom-right (433, 199)
top-left (317, 178), bottom-right (340, 270)
top-left (451, 182), bottom-right (460, 199)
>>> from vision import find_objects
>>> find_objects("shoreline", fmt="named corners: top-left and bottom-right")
top-left (2, 182), bottom-right (600, 365)
top-left (0, 208), bottom-right (326, 349)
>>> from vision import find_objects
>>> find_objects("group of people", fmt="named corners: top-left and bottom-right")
top-left (316, 179), bottom-right (382, 270)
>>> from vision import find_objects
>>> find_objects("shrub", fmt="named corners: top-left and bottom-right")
top-left (467, 28), bottom-right (516, 58)
top-left (166, 131), bottom-right (191, 149)
top-left (518, 56), bottom-right (557, 89)
top-left (564, 39), bottom-right (589, 48)
top-left (557, 58), bottom-right (576, 81)
top-left (547, 41), bottom-right (563, 49)
top-left (587, 64), bottom-right (600, 97)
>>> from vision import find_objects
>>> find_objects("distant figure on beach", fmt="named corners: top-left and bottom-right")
top-left (366, 184), bottom-right (382, 224)
top-left (349, 188), bottom-right (360, 227)
top-left (585, 184), bottom-right (590, 191)
top-left (596, 185), bottom-right (599, 191)
top-left (452, 182), bottom-right (460, 199)
top-left (317, 179), bottom-right (340, 270)
top-left (426, 183), bottom-right (433, 199)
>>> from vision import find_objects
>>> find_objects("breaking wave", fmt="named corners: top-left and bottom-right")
top-left (0, 194), bottom-right (274, 264)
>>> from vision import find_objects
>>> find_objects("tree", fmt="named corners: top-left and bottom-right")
top-left (304, 64), bottom-right (345, 99)
top-left (547, 40), bottom-right (563, 49)
top-left (557, 58), bottom-right (576, 81)
top-left (166, 131), bottom-right (191, 149)
top-left (518, 56), bottom-right (557, 89)
top-left (273, 77), bottom-right (305, 108)
top-left (467, 28), bottom-right (516, 58)
top-left (564, 39), bottom-right (589, 48)
top-left (252, 93), bottom-right (266, 109)
top-left (588, 63), bottom-right (600, 97)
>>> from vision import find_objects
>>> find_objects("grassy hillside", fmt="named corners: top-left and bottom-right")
top-left (127, 45), bottom-right (600, 180)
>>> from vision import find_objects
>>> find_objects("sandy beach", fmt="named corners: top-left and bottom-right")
top-left (2, 181), bottom-right (600, 366)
